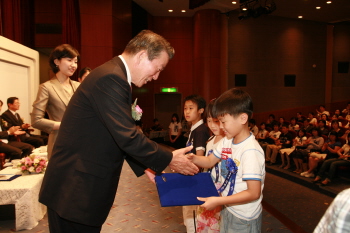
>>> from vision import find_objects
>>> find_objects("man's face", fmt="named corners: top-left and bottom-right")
top-left (281, 127), bottom-right (288, 134)
top-left (132, 50), bottom-right (169, 87)
top-left (9, 99), bottom-right (20, 111)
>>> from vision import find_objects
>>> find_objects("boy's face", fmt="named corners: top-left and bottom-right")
top-left (218, 113), bottom-right (247, 139)
top-left (184, 100), bottom-right (203, 123)
top-left (281, 126), bottom-right (288, 134)
top-left (207, 117), bottom-right (223, 136)
top-left (273, 125), bottom-right (279, 131)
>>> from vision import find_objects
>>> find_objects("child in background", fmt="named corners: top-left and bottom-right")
top-left (280, 129), bottom-right (307, 170)
top-left (249, 119), bottom-right (259, 137)
top-left (183, 94), bottom-right (210, 233)
top-left (196, 99), bottom-right (225, 233)
top-left (189, 88), bottom-right (265, 233)
top-left (168, 113), bottom-right (182, 149)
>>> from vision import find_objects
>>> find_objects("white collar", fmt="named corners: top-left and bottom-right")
top-left (190, 119), bottom-right (204, 132)
top-left (9, 109), bottom-right (17, 115)
top-left (118, 55), bottom-right (131, 86)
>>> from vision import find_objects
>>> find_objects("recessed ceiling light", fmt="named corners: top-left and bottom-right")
top-left (168, 9), bottom-right (173, 12)
top-left (316, 6), bottom-right (321, 9)
top-left (181, 10), bottom-right (186, 13)
top-left (298, 16), bottom-right (303, 19)
top-left (242, 7), bottom-right (247, 11)
top-left (232, 1), bottom-right (237, 4)
top-left (326, 1), bottom-right (332, 4)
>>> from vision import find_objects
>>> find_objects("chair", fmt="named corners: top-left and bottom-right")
top-left (288, 130), bottom-right (297, 139)
top-left (0, 153), bottom-right (5, 170)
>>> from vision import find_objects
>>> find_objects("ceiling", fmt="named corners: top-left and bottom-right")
top-left (132, 0), bottom-right (350, 23)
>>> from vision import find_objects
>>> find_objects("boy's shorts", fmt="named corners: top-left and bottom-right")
top-left (220, 207), bottom-right (262, 233)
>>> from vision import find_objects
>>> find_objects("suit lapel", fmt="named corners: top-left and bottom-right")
top-left (50, 78), bottom-right (70, 106)
top-left (5, 110), bottom-right (21, 125)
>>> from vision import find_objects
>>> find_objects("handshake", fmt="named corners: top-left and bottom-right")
top-left (168, 146), bottom-right (198, 175)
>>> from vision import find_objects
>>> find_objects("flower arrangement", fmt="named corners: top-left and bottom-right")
top-left (17, 154), bottom-right (48, 174)
top-left (131, 98), bottom-right (143, 121)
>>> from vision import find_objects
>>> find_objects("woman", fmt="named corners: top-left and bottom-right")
top-left (31, 44), bottom-right (80, 159)
top-left (168, 113), bottom-right (182, 149)
top-left (313, 133), bottom-right (350, 186)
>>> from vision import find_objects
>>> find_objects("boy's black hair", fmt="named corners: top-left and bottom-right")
top-left (184, 94), bottom-right (206, 112)
top-left (212, 88), bottom-right (253, 120)
top-left (249, 119), bottom-right (256, 125)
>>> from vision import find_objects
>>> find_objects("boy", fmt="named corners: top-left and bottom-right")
top-left (189, 88), bottom-right (265, 232)
top-left (183, 94), bottom-right (210, 233)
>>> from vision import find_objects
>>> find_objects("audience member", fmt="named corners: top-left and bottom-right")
top-left (307, 112), bottom-right (317, 126)
top-left (31, 44), bottom-right (80, 159)
top-left (0, 100), bottom-right (33, 161)
top-left (288, 117), bottom-right (300, 131)
top-left (296, 112), bottom-right (306, 123)
top-left (278, 117), bottom-right (285, 128)
top-left (280, 129), bottom-right (307, 170)
top-left (257, 122), bottom-right (269, 153)
top-left (301, 131), bottom-right (341, 178)
top-left (78, 67), bottom-right (91, 83)
top-left (249, 118), bottom-right (258, 137)
top-left (2, 97), bottom-right (46, 148)
top-left (150, 118), bottom-right (163, 131)
top-left (265, 114), bottom-right (278, 129)
top-left (168, 113), bottom-right (182, 149)
top-left (316, 105), bottom-right (330, 118)
top-left (317, 120), bottom-right (329, 136)
top-left (266, 125), bottom-right (293, 165)
top-left (291, 128), bottom-right (324, 174)
top-left (332, 109), bottom-right (343, 119)
top-left (182, 94), bottom-right (210, 232)
top-left (313, 133), bottom-right (350, 186)
top-left (302, 119), bottom-right (314, 134)
top-left (329, 120), bottom-right (344, 138)
top-left (342, 102), bottom-right (350, 115)
top-left (320, 113), bottom-right (331, 127)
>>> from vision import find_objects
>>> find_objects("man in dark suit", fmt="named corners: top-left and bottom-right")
top-left (2, 97), bottom-right (47, 148)
top-left (39, 30), bottom-right (199, 233)
top-left (0, 100), bottom-right (33, 160)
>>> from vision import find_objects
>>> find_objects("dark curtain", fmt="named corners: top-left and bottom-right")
top-left (189, 0), bottom-right (210, 9)
top-left (62, 0), bottom-right (81, 81)
top-left (0, 0), bottom-right (34, 48)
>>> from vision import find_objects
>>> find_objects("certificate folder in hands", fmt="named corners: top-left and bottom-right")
top-left (155, 173), bottom-right (219, 207)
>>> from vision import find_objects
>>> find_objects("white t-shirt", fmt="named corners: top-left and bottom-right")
top-left (250, 125), bottom-right (259, 137)
top-left (168, 122), bottom-right (182, 136)
top-left (212, 134), bottom-right (265, 221)
top-left (269, 130), bottom-right (281, 139)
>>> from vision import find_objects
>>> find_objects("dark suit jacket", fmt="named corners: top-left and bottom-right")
top-left (1, 110), bottom-right (26, 141)
top-left (39, 56), bottom-right (173, 226)
top-left (0, 116), bottom-right (9, 140)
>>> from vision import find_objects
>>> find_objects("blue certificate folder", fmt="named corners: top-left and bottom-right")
top-left (155, 173), bottom-right (219, 207)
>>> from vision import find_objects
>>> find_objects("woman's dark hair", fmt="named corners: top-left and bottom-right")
top-left (49, 44), bottom-right (80, 74)
top-left (171, 113), bottom-right (179, 123)
top-left (331, 120), bottom-right (340, 128)
top-left (299, 129), bottom-right (306, 136)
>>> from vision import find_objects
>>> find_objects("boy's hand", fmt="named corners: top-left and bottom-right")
top-left (197, 197), bottom-right (221, 210)
top-left (185, 153), bottom-right (195, 161)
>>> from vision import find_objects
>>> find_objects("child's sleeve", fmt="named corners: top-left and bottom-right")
top-left (193, 126), bottom-right (210, 152)
top-left (241, 149), bottom-right (264, 182)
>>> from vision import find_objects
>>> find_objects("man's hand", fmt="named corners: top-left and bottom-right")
top-left (8, 126), bottom-right (24, 135)
top-left (169, 146), bottom-right (199, 175)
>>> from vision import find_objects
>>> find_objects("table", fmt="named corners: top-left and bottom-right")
top-left (0, 167), bottom-right (46, 231)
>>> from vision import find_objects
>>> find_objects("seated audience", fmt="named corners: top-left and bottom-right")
top-left (307, 112), bottom-right (317, 126)
top-left (150, 118), bottom-right (163, 131)
top-left (313, 133), bottom-right (350, 186)
top-left (301, 131), bottom-right (341, 178)
top-left (342, 102), bottom-right (350, 115)
top-left (290, 128), bottom-right (324, 174)
top-left (288, 117), bottom-right (300, 131)
top-left (316, 105), bottom-right (330, 118)
top-left (280, 129), bottom-right (307, 170)
top-left (320, 113), bottom-right (331, 127)
top-left (317, 120), bottom-right (329, 136)
top-left (249, 118), bottom-right (258, 137)
top-left (332, 109), bottom-right (343, 119)
top-left (0, 100), bottom-right (33, 161)
top-left (266, 125), bottom-right (292, 165)
top-left (266, 114), bottom-right (278, 129)
top-left (302, 119), bottom-right (314, 134)
top-left (257, 122), bottom-right (269, 151)
top-left (78, 67), bottom-right (91, 83)
top-left (329, 120), bottom-right (344, 138)
top-left (278, 117), bottom-right (285, 128)
top-left (1, 97), bottom-right (46, 148)
top-left (296, 112), bottom-right (306, 123)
